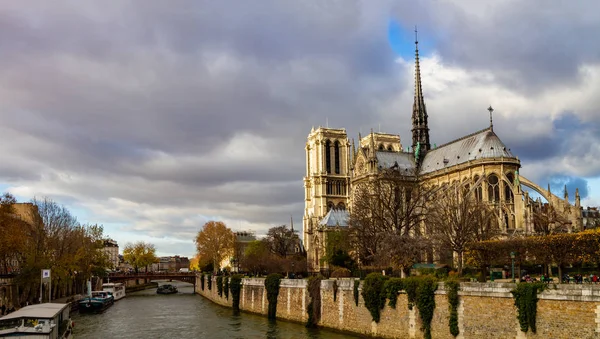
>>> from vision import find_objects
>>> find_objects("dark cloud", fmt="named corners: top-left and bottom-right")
top-left (0, 1), bottom-right (599, 256)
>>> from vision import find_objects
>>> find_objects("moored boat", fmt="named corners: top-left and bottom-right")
top-left (78, 291), bottom-right (114, 314)
top-left (0, 303), bottom-right (74, 338)
top-left (156, 284), bottom-right (178, 295)
top-left (102, 283), bottom-right (126, 301)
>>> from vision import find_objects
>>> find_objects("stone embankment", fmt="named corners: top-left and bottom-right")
top-left (197, 275), bottom-right (600, 339)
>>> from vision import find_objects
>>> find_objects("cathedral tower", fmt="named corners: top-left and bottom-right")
top-left (411, 30), bottom-right (431, 154)
top-left (303, 127), bottom-right (351, 272)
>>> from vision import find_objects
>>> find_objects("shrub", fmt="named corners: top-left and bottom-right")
top-left (200, 274), bottom-right (205, 291)
top-left (217, 276), bottom-right (224, 297)
top-left (511, 282), bottom-right (546, 333)
top-left (230, 274), bottom-right (243, 312)
top-left (208, 275), bottom-right (212, 290)
top-left (224, 276), bottom-right (229, 300)
top-left (361, 273), bottom-right (388, 323)
top-left (445, 279), bottom-right (460, 337)
top-left (306, 276), bottom-right (322, 327)
top-left (265, 273), bottom-right (283, 320)
top-left (353, 279), bottom-right (360, 306)
top-left (403, 276), bottom-right (420, 310)
top-left (416, 276), bottom-right (437, 339)
top-left (383, 278), bottom-right (404, 309)
top-left (331, 267), bottom-right (352, 278)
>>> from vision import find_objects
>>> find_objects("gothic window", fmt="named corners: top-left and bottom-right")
top-left (334, 141), bottom-right (341, 174)
top-left (505, 173), bottom-right (514, 202)
top-left (325, 140), bottom-right (331, 174)
top-left (473, 175), bottom-right (483, 201)
top-left (327, 201), bottom-right (334, 211)
top-left (487, 174), bottom-right (500, 202)
top-left (378, 144), bottom-right (384, 150)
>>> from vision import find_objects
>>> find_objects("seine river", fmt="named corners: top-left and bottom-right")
top-left (72, 281), bottom-right (359, 339)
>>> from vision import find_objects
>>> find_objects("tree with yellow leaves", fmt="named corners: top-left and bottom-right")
top-left (195, 221), bottom-right (235, 273)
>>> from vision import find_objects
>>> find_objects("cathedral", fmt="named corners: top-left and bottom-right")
top-left (302, 37), bottom-right (583, 273)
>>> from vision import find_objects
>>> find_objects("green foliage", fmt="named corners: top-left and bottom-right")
top-left (403, 276), bottom-right (420, 310)
top-left (217, 276), bottom-right (223, 297)
top-left (383, 278), bottom-right (404, 309)
top-left (511, 282), bottom-right (547, 333)
top-left (208, 275), bottom-right (212, 290)
top-left (353, 279), bottom-right (360, 306)
top-left (306, 276), bottom-right (322, 327)
top-left (224, 276), bottom-right (229, 300)
top-left (361, 273), bottom-right (388, 323)
top-left (416, 276), bottom-right (438, 339)
top-left (265, 273), bottom-right (283, 320)
top-left (200, 274), bottom-right (205, 291)
top-left (333, 279), bottom-right (338, 302)
top-left (446, 279), bottom-right (460, 337)
top-left (230, 274), bottom-right (243, 312)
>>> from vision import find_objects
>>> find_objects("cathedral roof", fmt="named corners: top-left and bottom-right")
top-left (319, 208), bottom-right (349, 227)
top-left (420, 127), bottom-right (516, 174)
top-left (376, 151), bottom-right (416, 171)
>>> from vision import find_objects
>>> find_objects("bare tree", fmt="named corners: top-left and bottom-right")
top-left (265, 225), bottom-right (298, 258)
top-left (349, 168), bottom-right (433, 274)
top-left (427, 184), bottom-right (499, 275)
top-left (531, 201), bottom-right (569, 235)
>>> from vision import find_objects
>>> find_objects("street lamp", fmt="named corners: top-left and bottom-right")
top-left (510, 252), bottom-right (516, 283)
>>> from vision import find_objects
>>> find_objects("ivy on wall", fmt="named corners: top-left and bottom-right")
top-left (416, 276), bottom-right (437, 339)
top-left (511, 282), bottom-right (547, 333)
top-left (217, 276), bottom-right (224, 297)
top-left (306, 276), bottom-right (322, 327)
top-left (208, 275), bottom-right (212, 290)
top-left (200, 274), bottom-right (205, 291)
top-left (230, 275), bottom-right (243, 312)
top-left (383, 278), bottom-right (404, 309)
top-left (332, 279), bottom-right (338, 302)
top-left (361, 273), bottom-right (388, 323)
top-left (403, 277), bottom-right (419, 310)
top-left (445, 279), bottom-right (460, 337)
top-left (353, 279), bottom-right (360, 306)
top-left (224, 277), bottom-right (229, 300)
top-left (265, 273), bottom-right (283, 320)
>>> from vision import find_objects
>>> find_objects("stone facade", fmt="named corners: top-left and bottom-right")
top-left (197, 276), bottom-right (600, 339)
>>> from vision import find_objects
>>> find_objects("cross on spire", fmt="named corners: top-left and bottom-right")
top-left (488, 106), bottom-right (494, 131)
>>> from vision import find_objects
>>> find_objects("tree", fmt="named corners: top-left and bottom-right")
top-left (349, 169), bottom-right (433, 274)
top-left (427, 183), bottom-right (499, 275)
top-left (531, 202), bottom-right (569, 235)
top-left (265, 225), bottom-right (298, 258)
top-left (0, 193), bottom-right (28, 275)
top-left (123, 241), bottom-right (157, 273)
top-left (241, 240), bottom-right (273, 275)
top-left (194, 221), bottom-right (235, 273)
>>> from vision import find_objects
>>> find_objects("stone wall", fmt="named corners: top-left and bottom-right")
top-left (196, 276), bottom-right (600, 339)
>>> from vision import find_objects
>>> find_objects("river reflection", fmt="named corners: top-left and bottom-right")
top-left (72, 281), bottom-right (359, 339)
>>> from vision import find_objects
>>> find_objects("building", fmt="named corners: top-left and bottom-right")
top-left (152, 256), bottom-right (190, 272)
top-left (582, 207), bottom-right (600, 229)
top-left (303, 38), bottom-right (582, 273)
top-left (103, 239), bottom-right (119, 270)
top-left (231, 231), bottom-right (257, 272)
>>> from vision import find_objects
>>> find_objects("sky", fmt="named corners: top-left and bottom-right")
top-left (1, 1), bottom-right (600, 257)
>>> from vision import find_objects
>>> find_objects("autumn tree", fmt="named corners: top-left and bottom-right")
top-left (123, 241), bottom-right (158, 273)
top-left (241, 240), bottom-right (274, 275)
top-left (195, 221), bottom-right (235, 273)
top-left (427, 183), bottom-right (499, 275)
top-left (349, 168), bottom-right (433, 275)
top-left (0, 193), bottom-right (28, 275)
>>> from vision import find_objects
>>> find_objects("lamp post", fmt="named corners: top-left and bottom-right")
top-left (510, 252), bottom-right (516, 283)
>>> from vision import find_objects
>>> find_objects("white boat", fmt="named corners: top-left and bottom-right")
top-left (0, 303), bottom-right (73, 338)
top-left (102, 283), bottom-right (126, 301)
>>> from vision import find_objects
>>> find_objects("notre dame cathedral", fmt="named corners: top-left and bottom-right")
top-left (302, 38), bottom-right (583, 273)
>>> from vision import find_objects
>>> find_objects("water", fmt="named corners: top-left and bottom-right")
top-left (72, 281), bottom-right (358, 339)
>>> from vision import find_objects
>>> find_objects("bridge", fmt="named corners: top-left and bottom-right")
top-left (106, 273), bottom-right (197, 290)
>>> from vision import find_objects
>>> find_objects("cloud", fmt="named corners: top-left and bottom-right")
top-left (1, 1), bottom-right (599, 257)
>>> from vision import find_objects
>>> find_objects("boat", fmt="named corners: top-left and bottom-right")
top-left (102, 283), bottom-right (126, 301)
top-left (156, 284), bottom-right (178, 294)
top-left (78, 291), bottom-right (114, 313)
top-left (0, 302), bottom-right (74, 338)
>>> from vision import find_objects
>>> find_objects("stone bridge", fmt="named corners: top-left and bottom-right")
top-left (106, 273), bottom-right (197, 290)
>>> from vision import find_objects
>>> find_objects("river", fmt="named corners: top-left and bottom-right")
top-left (72, 280), bottom-right (360, 338)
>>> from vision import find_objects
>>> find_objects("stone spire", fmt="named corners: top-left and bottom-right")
top-left (575, 188), bottom-right (581, 207)
top-left (369, 128), bottom-right (376, 160)
top-left (564, 185), bottom-right (569, 200)
top-left (411, 27), bottom-right (431, 154)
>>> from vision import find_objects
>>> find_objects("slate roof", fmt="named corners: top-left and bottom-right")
top-left (420, 127), bottom-right (516, 174)
top-left (319, 208), bottom-right (349, 227)
top-left (375, 151), bottom-right (416, 172)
